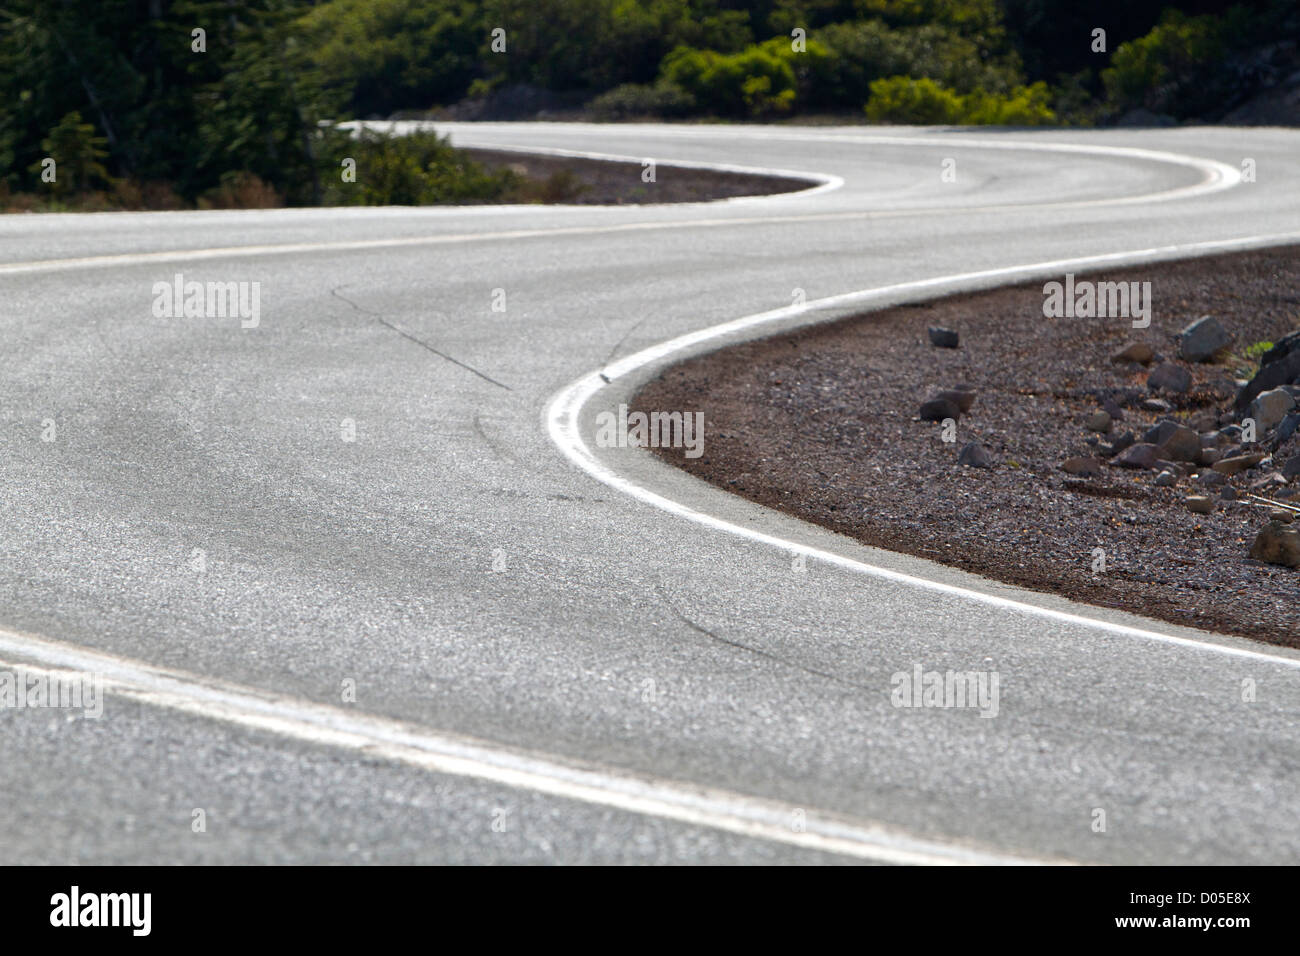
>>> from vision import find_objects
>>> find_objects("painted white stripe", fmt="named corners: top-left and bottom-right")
top-left (0, 136), bottom-right (1239, 277)
top-left (0, 628), bottom-right (1049, 865)
top-left (546, 232), bottom-right (1300, 670)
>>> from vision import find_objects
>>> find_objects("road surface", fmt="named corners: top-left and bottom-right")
top-left (1, 123), bottom-right (1298, 864)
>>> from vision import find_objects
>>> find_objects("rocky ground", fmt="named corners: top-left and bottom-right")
top-left (633, 246), bottom-right (1300, 648)
top-left (462, 148), bottom-right (808, 204)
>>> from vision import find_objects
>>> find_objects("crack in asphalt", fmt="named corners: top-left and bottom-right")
top-left (655, 584), bottom-right (873, 693)
top-left (330, 286), bottom-right (512, 391)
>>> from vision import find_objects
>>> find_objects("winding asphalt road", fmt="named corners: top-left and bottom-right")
top-left (2, 123), bottom-right (1299, 864)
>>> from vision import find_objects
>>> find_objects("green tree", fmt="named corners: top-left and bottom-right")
top-left (31, 111), bottom-right (111, 195)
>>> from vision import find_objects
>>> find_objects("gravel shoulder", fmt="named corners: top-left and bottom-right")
top-left (461, 147), bottom-right (810, 204)
top-left (633, 246), bottom-right (1300, 648)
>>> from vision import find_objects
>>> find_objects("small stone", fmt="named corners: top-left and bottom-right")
top-left (1115, 443), bottom-right (1159, 469)
top-left (928, 327), bottom-right (960, 348)
top-left (1102, 398), bottom-right (1126, 421)
top-left (1154, 470), bottom-right (1177, 487)
top-left (1109, 431), bottom-right (1136, 454)
top-left (1276, 413), bottom-right (1300, 447)
top-left (1111, 342), bottom-right (1155, 365)
top-left (1270, 510), bottom-right (1295, 523)
top-left (1147, 363), bottom-right (1192, 394)
top-left (1155, 424), bottom-right (1201, 463)
top-left (1061, 456), bottom-right (1103, 476)
top-left (920, 398), bottom-right (960, 422)
top-left (1196, 470), bottom-right (1228, 488)
top-left (1086, 410), bottom-right (1112, 433)
top-left (1214, 453), bottom-right (1267, 476)
top-left (1249, 521), bottom-right (1300, 567)
top-left (936, 387), bottom-right (977, 413)
top-left (958, 442), bottom-right (993, 469)
top-left (1283, 455), bottom-right (1300, 480)
top-left (1219, 485), bottom-right (1237, 500)
top-left (1177, 315), bottom-right (1232, 362)
top-left (1185, 495), bottom-right (1214, 514)
top-left (1248, 387), bottom-right (1296, 432)
top-left (1140, 398), bottom-right (1173, 413)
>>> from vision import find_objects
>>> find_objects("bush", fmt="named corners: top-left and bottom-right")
top-left (587, 81), bottom-right (696, 120)
top-left (863, 76), bottom-right (964, 124)
top-left (864, 75), bottom-right (1057, 125)
top-left (324, 129), bottom-right (518, 205)
top-left (961, 82), bottom-right (1056, 125)
top-left (1101, 11), bottom-right (1226, 118)
top-left (198, 172), bottom-right (283, 209)
top-left (661, 44), bottom-right (797, 117)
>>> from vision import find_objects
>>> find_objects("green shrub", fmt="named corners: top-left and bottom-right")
top-left (864, 75), bottom-right (1057, 125)
top-left (325, 129), bottom-right (518, 205)
top-left (863, 76), bottom-right (963, 124)
top-left (587, 81), bottom-right (696, 119)
top-left (961, 82), bottom-right (1056, 125)
top-left (1101, 11), bottom-right (1225, 118)
top-left (661, 43), bottom-right (797, 117)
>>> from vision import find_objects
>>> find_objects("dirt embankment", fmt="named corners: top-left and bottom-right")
top-left (634, 246), bottom-right (1300, 647)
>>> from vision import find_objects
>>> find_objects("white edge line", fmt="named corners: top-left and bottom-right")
top-left (0, 135), bottom-right (1239, 277)
top-left (546, 232), bottom-right (1300, 670)
top-left (343, 121), bottom-right (845, 203)
top-left (0, 629), bottom-right (1052, 865)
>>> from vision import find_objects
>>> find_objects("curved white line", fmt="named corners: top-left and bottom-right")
top-left (0, 627), bottom-right (1053, 865)
top-left (546, 232), bottom-right (1300, 669)
top-left (426, 122), bottom-right (1243, 205)
top-left (343, 121), bottom-right (846, 202)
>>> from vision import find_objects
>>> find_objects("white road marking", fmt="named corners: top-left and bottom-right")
top-left (0, 628), bottom-right (1050, 865)
top-left (1, 136), bottom-right (1239, 277)
top-left (0, 134), bottom-right (1281, 863)
top-left (547, 232), bottom-right (1300, 669)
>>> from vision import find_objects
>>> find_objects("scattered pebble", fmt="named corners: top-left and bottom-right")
top-left (928, 327), bottom-right (960, 348)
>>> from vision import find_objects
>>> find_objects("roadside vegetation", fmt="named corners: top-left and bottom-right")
top-left (1, 1), bottom-right (1295, 211)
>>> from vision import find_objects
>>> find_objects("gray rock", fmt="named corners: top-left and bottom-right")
top-left (1147, 363), bottom-right (1192, 394)
top-left (1140, 397), bottom-right (1173, 412)
top-left (1214, 453), bottom-right (1267, 476)
top-left (1235, 331), bottom-right (1300, 411)
top-left (1276, 413), bottom-right (1300, 447)
top-left (1115, 443), bottom-right (1159, 469)
top-left (1283, 455), bottom-right (1300, 480)
top-left (928, 326), bottom-right (959, 348)
top-left (1111, 342), bottom-right (1155, 365)
top-left (1249, 387), bottom-right (1296, 431)
top-left (1219, 485), bottom-right (1237, 499)
top-left (1143, 420), bottom-right (1181, 444)
top-left (1249, 521), bottom-right (1300, 567)
top-left (958, 442), bottom-right (993, 469)
top-left (1196, 470), bottom-right (1228, 488)
top-left (920, 398), bottom-right (960, 422)
top-left (1061, 456), bottom-right (1103, 476)
top-left (1156, 425), bottom-right (1202, 463)
top-left (1102, 398), bottom-right (1126, 421)
top-left (1109, 431), bottom-right (1136, 454)
top-left (1154, 470), bottom-right (1177, 487)
top-left (1186, 495), bottom-right (1214, 514)
top-left (936, 387), bottom-right (977, 413)
top-left (1086, 410), bottom-right (1112, 433)
top-left (1176, 315), bottom-right (1231, 362)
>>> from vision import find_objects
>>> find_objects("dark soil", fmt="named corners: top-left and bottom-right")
top-left (633, 246), bottom-right (1300, 648)
top-left (462, 148), bottom-right (809, 204)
